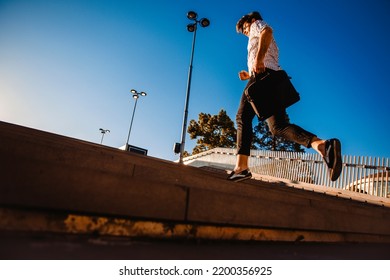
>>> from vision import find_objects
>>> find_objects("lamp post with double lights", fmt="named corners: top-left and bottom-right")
top-left (99, 128), bottom-right (110, 144)
top-left (125, 89), bottom-right (147, 151)
top-left (176, 11), bottom-right (210, 163)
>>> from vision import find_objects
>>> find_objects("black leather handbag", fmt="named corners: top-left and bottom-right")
top-left (244, 69), bottom-right (300, 120)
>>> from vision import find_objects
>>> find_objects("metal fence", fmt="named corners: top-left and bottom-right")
top-left (183, 148), bottom-right (390, 198)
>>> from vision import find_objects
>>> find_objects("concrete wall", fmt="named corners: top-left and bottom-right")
top-left (1, 121), bottom-right (390, 251)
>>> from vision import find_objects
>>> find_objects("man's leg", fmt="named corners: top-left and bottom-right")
top-left (266, 110), bottom-right (342, 181)
top-left (228, 93), bottom-right (255, 181)
top-left (234, 154), bottom-right (249, 173)
top-left (228, 153), bottom-right (252, 182)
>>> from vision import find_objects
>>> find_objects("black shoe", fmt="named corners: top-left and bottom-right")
top-left (227, 169), bottom-right (252, 182)
top-left (323, 138), bottom-right (342, 181)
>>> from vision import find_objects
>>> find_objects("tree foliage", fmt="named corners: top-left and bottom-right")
top-left (187, 109), bottom-right (236, 155)
top-left (187, 109), bottom-right (304, 156)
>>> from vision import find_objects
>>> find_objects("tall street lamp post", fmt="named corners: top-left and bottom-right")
top-left (176, 11), bottom-right (210, 163)
top-left (125, 89), bottom-right (147, 151)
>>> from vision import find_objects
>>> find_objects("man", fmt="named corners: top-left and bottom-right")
top-left (227, 11), bottom-right (342, 182)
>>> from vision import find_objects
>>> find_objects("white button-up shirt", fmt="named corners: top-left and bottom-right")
top-left (247, 20), bottom-right (280, 74)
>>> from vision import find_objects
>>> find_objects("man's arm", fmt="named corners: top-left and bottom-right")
top-left (253, 26), bottom-right (273, 74)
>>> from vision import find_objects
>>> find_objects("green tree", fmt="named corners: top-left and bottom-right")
top-left (187, 109), bottom-right (236, 155)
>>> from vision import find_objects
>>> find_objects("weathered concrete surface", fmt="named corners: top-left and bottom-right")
top-left (1, 121), bottom-right (390, 259)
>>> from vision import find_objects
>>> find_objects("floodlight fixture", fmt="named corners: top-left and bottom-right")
top-left (200, 18), bottom-right (210, 28)
top-left (186, 23), bottom-right (196, 32)
top-left (187, 11), bottom-right (197, 20)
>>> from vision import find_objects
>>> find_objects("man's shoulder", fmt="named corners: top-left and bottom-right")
top-left (256, 19), bottom-right (270, 28)
top-left (251, 20), bottom-right (271, 36)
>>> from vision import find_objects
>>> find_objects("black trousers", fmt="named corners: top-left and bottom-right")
top-left (236, 90), bottom-right (316, 156)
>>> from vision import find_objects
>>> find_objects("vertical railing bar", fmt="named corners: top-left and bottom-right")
top-left (344, 155), bottom-right (350, 191)
top-left (292, 152), bottom-right (296, 181)
top-left (360, 156), bottom-right (365, 194)
top-left (355, 155), bottom-right (360, 193)
top-left (375, 157), bottom-right (379, 196)
top-left (293, 151), bottom-right (298, 182)
top-left (280, 151), bottom-right (285, 179)
top-left (375, 158), bottom-right (380, 197)
top-left (351, 156), bottom-right (357, 193)
top-left (315, 153), bottom-right (321, 185)
top-left (382, 159), bottom-right (385, 197)
top-left (288, 151), bottom-right (293, 181)
top-left (341, 155), bottom-right (346, 189)
top-left (319, 153), bottom-right (324, 185)
top-left (380, 158), bottom-right (384, 197)
top-left (267, 150), bottom-right (271, 177)
top-left (341, 155), bottom-right (347, 189)
top-left (356, 156), bottom-right (368, 194)
top-left (282, 151), bottom-right (287, 180)
top-left (299, 152), bottom-right (304, 183)
top-left (370, 157), bottom-right (375, 196)
top-left (305, 156), bottom-right (310, 183)
top-left (316, 153), bottom-right (321, 185)
top-left (305, 153), bottom-right (310, 184)
top-left (386, 158), bottom-right (389, 198)
top-left (372, 157), bottom-right (376, 195)
top-left (279, 151), bottom-right (283, 179)
top-left (284, 151), bottom-right (288, 180)
top-left (307, 153), bottom-right (312, 184)
top-left (363, 156), bottom-right (368, 195)
top-left (345, 155), bottom-right (350, 191)
top-left (310, 153), bottom-right (315, 184)
top-left (369, 156), bottom-right (373, 195)
top-left (349, 155), bottom-right (354, 191)
top-left (381, 157), bottom-right (385, 197)
top-left (322, 154), bottom-right (327, 186)
top-left (272, 150), bottom-right (276, 177)
top-left (354, 155), bottom-right (359, 193)
top-left (296, 152), bottom-right (301, 182)
top-left (383, 159), bottom-right (390, 197)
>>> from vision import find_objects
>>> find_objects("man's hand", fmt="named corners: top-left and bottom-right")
top-left (252, 60), bottom-right (265, 74)
top-left (238, 70), bottom-right (251, 80)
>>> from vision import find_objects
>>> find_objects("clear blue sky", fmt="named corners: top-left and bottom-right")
top-left (1, 0), bottom-right (389, 161)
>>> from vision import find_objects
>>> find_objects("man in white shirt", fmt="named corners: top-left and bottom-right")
top-left (228, 11), bottom-right (342, 182)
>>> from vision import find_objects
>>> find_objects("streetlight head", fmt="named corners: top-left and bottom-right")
top-left (130, 89), bottom-right (136, 94)
top-left (133, 94), bottom-right (139, 99)
top-left (187, 11), bottom-right (197, 20)
top-left (140, 91), bottom-right (147, 96)
top-left (200, 18), bottom-right (210, 28)
top-left (187, 23), bottom-right (196, 32)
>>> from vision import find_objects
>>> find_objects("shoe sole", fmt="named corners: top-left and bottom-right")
top-left (330, 139), bottom-right (342, 181)
top-left (227, 173), bottom-right (252, 182)
top-left (231, 175), bottom-right (252, 182)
